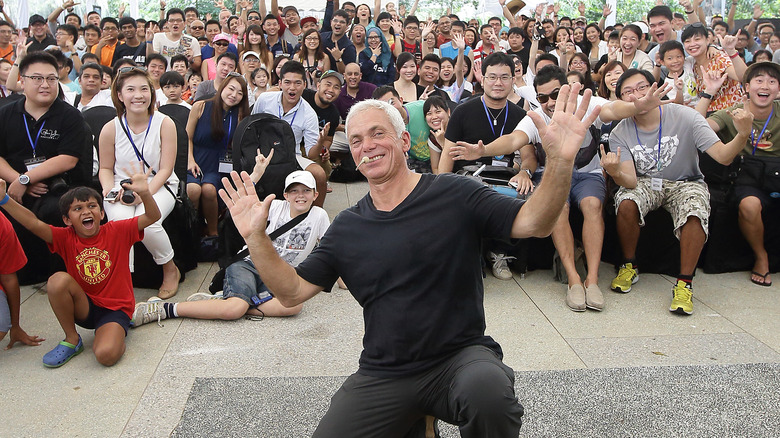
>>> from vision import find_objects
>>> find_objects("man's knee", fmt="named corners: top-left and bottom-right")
top-left (739, 196), bottom-right (763, 220)
top-left (617, 199), bottom-right (639, 220)
top-left (450, 359), bottom-right (522, 420)
top-left (579, 196), bottom-right (603, 218)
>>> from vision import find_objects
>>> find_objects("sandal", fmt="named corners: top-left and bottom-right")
top-left (750, 271), bottom-right (772, 287)
top-left (42, 336), bottom-right (84, 368)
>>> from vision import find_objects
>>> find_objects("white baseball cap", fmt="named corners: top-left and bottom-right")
top-left (284, 170), bottom-right (317, 192)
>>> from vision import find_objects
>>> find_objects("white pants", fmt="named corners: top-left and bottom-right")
top-left (103, 185), bottom-right (177, 269)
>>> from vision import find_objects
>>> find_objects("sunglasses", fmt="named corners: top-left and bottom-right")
top-left (190, 25), bottom-right (204, 30)
top-left (118, 66), bottom-right (147, 75)
top-left (214, 41), bottom-right (229, 46)
top-left (226, 71), bottom-right (245, 82)
top-left (536, 88), bottom-right (560, 104)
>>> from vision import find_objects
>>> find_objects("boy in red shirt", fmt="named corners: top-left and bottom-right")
top-left (0, 165), bottom-right (161, 367)
top-left (0, 213), bottom-right (44, 350)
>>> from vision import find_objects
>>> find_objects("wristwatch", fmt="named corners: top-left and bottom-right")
top-left (18, 174), bottom-right (30, 185)
top-left (520, 168), bottom-right (532, 179)
top-left (698, 91), bottom-right (714, 100)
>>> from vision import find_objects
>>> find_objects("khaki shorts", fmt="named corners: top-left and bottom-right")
top-left (614, 177), bottom-right (710, 240)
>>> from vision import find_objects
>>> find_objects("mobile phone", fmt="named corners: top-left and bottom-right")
top-left (105, 189), bottom-right (120, 202)
top-left (93, 5), bottom-right (102, 14)
top-left (508, 181), bottom-right (519, 189)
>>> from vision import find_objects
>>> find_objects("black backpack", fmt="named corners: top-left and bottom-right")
top-left (231, 113), bottom-right (299, 200)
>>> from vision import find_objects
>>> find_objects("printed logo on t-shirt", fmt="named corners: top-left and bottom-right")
top-left (631, 134), bottom-right (679, 174)
top-left (752, 128), bottom-right (773, 151)
top-left (40, 129), bottom-right (60, 140)
top-left (274, 225), bottom-right (312, 264)
top-left (76, 247), bottom-right (112, 284)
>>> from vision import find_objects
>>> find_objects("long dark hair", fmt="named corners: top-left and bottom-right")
top-left (297, 29), bottom-right (325, 63)
top-left (242, 25), bottom-right (271, 65)
top-left (209, 74), bottom-right (250, 141)
top-left (598, 60), bottom-right (626, 99)
top-left (568, 53), bottom-right (597, 92)
top-left (582, 23), bottom-right (603, 55)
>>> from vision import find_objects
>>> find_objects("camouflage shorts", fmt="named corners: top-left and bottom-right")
top-left (614, 177), bottom-right (710, 240)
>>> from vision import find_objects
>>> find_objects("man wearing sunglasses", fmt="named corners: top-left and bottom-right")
top-left (0, 51), bottom-right (88, 283)
top-left (451, 65), bottom-right (671, 313)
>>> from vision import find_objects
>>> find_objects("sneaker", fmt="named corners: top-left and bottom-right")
top-left (565, 284), bottom-right (586, 312)
top-left (131, 297), bottom-right (167, 328)
top-left (670, 281), bottom-right (693, 315)
top-left (489, 252), bottom-right (515, 280)
top-left (611, 263), bottom-right (638, 293)
top-left (584, 283), bottom-right (604, 311)
top-left (187, 292), bottom-right (224, 302)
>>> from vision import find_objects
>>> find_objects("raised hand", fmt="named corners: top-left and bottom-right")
top-left (730, 102), bottom-right (754, 137)
top-left (527, 84), bottom-right (602, 163)
top-left (16, 35), bottom-right (32, 60)
top-left (535, 3), bottom-right (545, 18)
top-left (452, 34), bottom-right (465, 51)
top-left (599, 144), bottom-right (621, 177)
top-left (719, 29), bottom-right (739, 54)
top-left (672, 72), bottom-right (684, 92)
top-left (160, 0), bottom-right (166, 9)
top-left (318, 123), bottom-right (331, 161)
top-left (219, 171), bottom-right (275, 240)
top-left (250, 148), bottom-right (274, 181)
top-left (421, 21), bottom-right (435, 39)
top-left (632, 82), bottom-right (673, 112)
top-left (328, 45), bottom-right (344, 61)
top-left (752, 4), bottom-right (763, 20)
top-left (120, 162), bottom-right (153, 196)
top-left (700, 65), bottom-right (727, 95)
top-left (679, 0), bottom-right (693, 11)
top-left (450, 139), bottom-right (486, 161)
top-left (118, 2), bottom-right (126, 15)
top-left (578, 2), bottom-right (586, 16)
top-left (602, 3), bottom-right (613, 18)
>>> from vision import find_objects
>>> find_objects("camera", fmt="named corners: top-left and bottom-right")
top-left (120, 178), bottom-right (135, 204)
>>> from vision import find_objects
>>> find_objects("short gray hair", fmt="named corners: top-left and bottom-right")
top-left (345, 99), bottom-right (406, 141)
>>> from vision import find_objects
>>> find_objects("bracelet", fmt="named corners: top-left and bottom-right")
top-left (335, 58), bottom-right (342, 62)
top-left (146, 40), bottom-right (153, 43)
top-left (685, 9), bottom-right (694, 14)
top-left (0, 193), bottom-right (9, 206)
top-left (728, 51), bottom-right (739, 59)
top-left (698, 91), bottom-right (714, 100)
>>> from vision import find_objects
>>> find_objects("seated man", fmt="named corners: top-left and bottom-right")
top-left (450, 65), bottom-right (670, 312)
top-left (705, 62), bottom-right (780, 286)
top-left (0, 51), bottom-right (89, 284)
top-left (252, 60), bottom-right (328, 207)
top-left (608, 69), bottom-right (753, 315)
top-left (131, 165), bottom-right (330, 326)
top-left (216, 85), bottom-right (600, 436)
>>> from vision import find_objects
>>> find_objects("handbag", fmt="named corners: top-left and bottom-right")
top-left (735, 154), bottom-right (780, 194)
top-left (208, 210), bottom-right (310, 293)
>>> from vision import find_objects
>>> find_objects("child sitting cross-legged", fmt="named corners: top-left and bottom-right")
top-left (131, 152), bottom-right (331, 327)
top-left (0, 164), bottom-right (160, 367)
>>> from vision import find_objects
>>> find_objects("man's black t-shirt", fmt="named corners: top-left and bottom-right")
top-left (112, 42), bottom-right (147, 65)
top-left (445, 96), bottom-right (526, 172)
top-left (302, 89), bottom-right (339, 137)
top-left (0, 97), bottom-right (89, 183)
top-left (296, 173), bottom-right (523, 378)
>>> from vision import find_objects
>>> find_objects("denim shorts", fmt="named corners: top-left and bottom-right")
top-left (569, 171), bottom-right (607, 205)
top-left (223, 259), bottom-right (274, 308)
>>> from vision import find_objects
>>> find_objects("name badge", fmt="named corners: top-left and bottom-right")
top-left (24, 156), bottom-right (46, 171)
top-left (651, 177), bottom-right (663, 191)
top-left (219, 154), bottom-right (233, 174)
top-left (491, 160), bottom-right (508, 167)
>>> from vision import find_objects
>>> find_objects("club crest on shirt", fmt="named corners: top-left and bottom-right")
top-left (76, 247), bottom-right (112, 284)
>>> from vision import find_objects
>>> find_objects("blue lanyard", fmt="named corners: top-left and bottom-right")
top-left (23, 116), bottom-right (45, 158)
top-left (481, 97), bottom-right (509, 139)
top-left (123, 115), bottom-right (154, 163)
top-left (751, 106), bottom-right (774, 156)
top-left (633, 107), bottom-right (663, 171)
top-left (224, 113), bottom-right (234, 150)
top-left (279, 104), bottom-right (298, 128)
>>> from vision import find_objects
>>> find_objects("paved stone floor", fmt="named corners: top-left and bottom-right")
top-left (1, 181), bottom-right (778, 437)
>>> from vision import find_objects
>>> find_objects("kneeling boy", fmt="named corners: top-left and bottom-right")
top-left (132, 157), bottom-right (330, 326)
top-left (0, 166), bottom-right (160, 367)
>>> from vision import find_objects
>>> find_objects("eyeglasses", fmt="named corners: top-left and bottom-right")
top-left (168, 18), bottom-right (184, 24)
top-left (22, 75), bottom-right (59, 85)
top-left (367, 35), bottom-right (381, 39)
top-left (102, 26), bottom-right (118, 31)
top-left (484, 74), bottom-right (512, 83)
top-left (304, 36), bottom-right (320, 42)
top-left (536, 88), bottom-right (560, 104)
top-left (620, 82), bottom-right (651, 96)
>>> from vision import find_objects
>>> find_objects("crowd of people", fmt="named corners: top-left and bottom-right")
top-left (0, 0), bottom-right (779, 435)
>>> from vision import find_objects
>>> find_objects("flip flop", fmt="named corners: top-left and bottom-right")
top-left (42, 336), bottom-right (84, 368)
top-left (750, 271), bottom-right (772, 287)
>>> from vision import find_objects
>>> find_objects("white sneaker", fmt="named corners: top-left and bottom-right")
top-left (489, 252), bottom-right (515, 280)
top-left (131, 298), bottom-right (166, 328)
top-left (187, 292), bottom-right (224, 302)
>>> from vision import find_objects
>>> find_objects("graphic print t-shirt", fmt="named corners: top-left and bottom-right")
top-left (266, 200), bottom-right (330, 267)
top-left (48, 218), bottom-right (143, 317)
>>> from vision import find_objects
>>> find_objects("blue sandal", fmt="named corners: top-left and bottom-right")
top-left (42, 336), bottom-right (84, 368)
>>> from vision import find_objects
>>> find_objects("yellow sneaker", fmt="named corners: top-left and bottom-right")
top-left (670, 281), bottom-right (693, 315)
top-left (611, 263), bottom-right (638, 293)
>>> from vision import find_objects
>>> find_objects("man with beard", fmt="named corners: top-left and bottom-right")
top-left (26, 15), bottom-right (56, 53)
top-left (303, 71), bottom-right (342, 178)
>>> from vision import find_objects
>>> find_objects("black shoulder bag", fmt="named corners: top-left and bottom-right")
top-left (208, 210), bottom-right (310, 293)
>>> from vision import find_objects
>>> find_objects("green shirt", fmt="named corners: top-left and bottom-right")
top-left (709, 101), bottom-right (780, 157)
top-left (404, 100), bottom-right (430, 162)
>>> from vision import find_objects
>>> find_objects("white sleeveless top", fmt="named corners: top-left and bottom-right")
top-left (111, 111), bottom-right (179, 188)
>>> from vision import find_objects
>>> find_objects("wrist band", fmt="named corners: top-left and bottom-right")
top-left (729, 52), bottom-right (739, 58)
top-left (685, 9), bottom-right (694, 14)
top-left (0, 193), bottom-right (9, 206)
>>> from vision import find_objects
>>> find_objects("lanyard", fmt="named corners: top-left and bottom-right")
top-left (481, 97), bottom-right (509, 139)
top-left (224, 113), bottom-right (234, 150)
top-left (23, 116), bottom-right (46, 158)
top-left (751, 106), bottom-right (774, 156)
top-left (279, 104), bottom-right (298, 127)
top-left (633, 107), bottom-right (663, 171)
top-left (123, 115), bottom-right (153, 163)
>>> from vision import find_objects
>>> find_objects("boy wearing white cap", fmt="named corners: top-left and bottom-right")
top-left (131, 164), bottom-right (330, 326)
